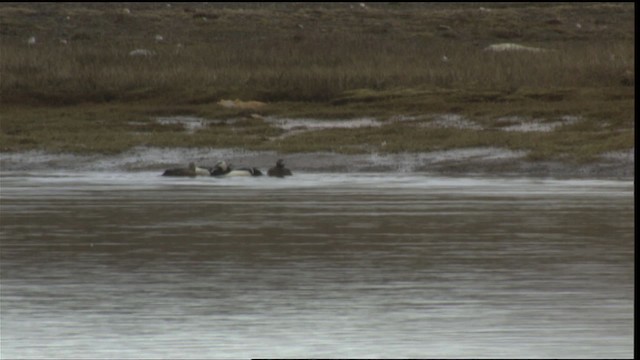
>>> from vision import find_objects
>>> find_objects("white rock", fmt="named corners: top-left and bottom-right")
top-left (129, 49), bottom-right (156, 57)
top-left (484, 43), bottom-right (549, 53)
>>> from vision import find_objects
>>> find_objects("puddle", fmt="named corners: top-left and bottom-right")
top-left (154, 116), bottom-right (227, 133)
top-left (149, 116), bottom-right (390, 137)
top-left (498, 115), bottom-right (580, 132)
top-left (263, 117), bottom-right (386, 140)
top-left (422, 114), bottom-right (483, 130)
top-left (147, 114), bottom-right (582, 135)
top-left (265, 116), bottom-right (424, 140)
top-left (484, 43), bottom-right (550, 53)
top-left (265, 117), bottom-right (383, 131)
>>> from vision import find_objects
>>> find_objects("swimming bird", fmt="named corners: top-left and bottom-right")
top-left (162, 162), bottom-right (210, 177)
top-left (267, 159), bottom-right (293, 177)
top-left (210, 160), bottom-right (231, 176)
top-left (211, 160), bottom-right (263, 177)
top-left (227, 167), bottom-right (263, 176)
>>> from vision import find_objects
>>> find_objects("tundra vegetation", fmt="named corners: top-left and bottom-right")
top-left (0, 2), bottom-right (634, 162)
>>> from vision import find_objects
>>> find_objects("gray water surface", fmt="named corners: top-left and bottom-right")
top-left (0, 172), bottom-right (634, 359)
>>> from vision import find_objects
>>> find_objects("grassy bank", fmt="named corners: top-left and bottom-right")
top-left (0, 3), bottom-right (635, 161)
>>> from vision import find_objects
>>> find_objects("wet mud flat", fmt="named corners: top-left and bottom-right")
top-left (0, 147), bottom-right (634, 180)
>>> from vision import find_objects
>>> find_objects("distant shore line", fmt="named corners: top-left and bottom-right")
top-left (0, 147), bottom-right (633, 180)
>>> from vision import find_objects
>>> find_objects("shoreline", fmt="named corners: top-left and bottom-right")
top-left (1, 3), bottom-right (633, 172)
top-left (1, 147), bottom-right (633, 180)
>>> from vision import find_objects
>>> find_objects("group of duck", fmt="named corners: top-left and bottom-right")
top-left (162, 159), bottom-right (293, 178)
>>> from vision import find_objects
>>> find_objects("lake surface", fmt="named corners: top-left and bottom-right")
top-left (0, 171), bottom-right (634, 359)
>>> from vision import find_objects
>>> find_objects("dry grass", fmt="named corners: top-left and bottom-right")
top-left (0, 33), bottom-right (633, 104)
top-left (0, 3), bottom-right (634, 104)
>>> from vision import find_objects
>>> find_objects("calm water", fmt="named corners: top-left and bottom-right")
top-left (0, 171), bottom-right (634, 359)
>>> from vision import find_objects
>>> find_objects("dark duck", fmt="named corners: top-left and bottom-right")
top-left (162, 162), bottom-right (211, 177)
top-left (267, 159), bottom-right (293, 177)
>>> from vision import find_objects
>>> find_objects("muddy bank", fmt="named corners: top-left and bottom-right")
top-left (0, 147), bottom-right (633, 180)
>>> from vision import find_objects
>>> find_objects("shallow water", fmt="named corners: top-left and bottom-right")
top-left (0, 171), bottom-right (634, 359)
